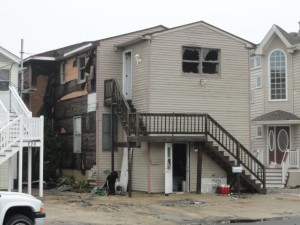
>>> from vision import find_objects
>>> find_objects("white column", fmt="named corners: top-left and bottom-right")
top-left (28, 147), bottom-right (32, 195)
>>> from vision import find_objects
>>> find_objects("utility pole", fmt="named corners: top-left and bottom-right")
top-left (20, 39), bottom-right (24, 98)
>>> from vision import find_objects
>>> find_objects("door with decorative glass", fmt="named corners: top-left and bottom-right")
top-left (268, 126), bottom-right (290, 165)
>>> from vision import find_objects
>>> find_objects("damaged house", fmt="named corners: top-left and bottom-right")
top-left (24, 42), bottom-right (97, 179)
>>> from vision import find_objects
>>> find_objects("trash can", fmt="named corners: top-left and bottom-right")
top-left (104, 171), bottom-right (119, 194)
top-left (217, 184), bottom-right (230, 194)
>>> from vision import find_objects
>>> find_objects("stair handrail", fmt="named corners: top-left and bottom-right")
top-left (0, 99), bottom-right (9, 127)
top-left (104, 79), bottom-right (131, 134)
top-left (9, 86), bottom-right (32, 117)
top-left (0, 115), bottom-right (23, 154)
top-left (281, 149), bottom-right (290, 184)
top-left (205, 114), bottom-right (266, 188)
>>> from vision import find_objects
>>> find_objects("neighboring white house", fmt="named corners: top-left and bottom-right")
top-left (250, 23), bottom-right (300, 188)
top-left (0, 45), bottom-right (20, 189)
top-left (0, 45), bottom-right (44, 197)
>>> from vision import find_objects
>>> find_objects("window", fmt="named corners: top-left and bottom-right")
top-left (269, 50), bottom-right (287, 100)
top-left (77, 55), bottom-right (86, 82)
top-left (250, 56), bottom-right (262, 69)
top-left (102, 114), bottom-right (117, 151)
top-left (0, 69), bottom-right (9, 91)
top-left (256, 75), bottom-right (262, 88)
top-left (251, 91), bottom-right (254, 104)
top-left (73, 116), bottom-right (82, 153)
top-left (182, 47), bottom-right (220, 75)
top-left (60, 62), bottom-right (66, 84)
top-left (256, 126), bottom-right (263, 138)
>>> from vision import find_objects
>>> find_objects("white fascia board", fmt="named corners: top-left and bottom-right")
top-left (0, 46), bottom-right (20, 63)
top-left (252, 120), bottom-right (300, 125)
top-left (24, 56), bottom-right (56, 62)
top-left (63, 43), bottom-right (92, 57)
top-left (255, 25), bottom-right (292, 55)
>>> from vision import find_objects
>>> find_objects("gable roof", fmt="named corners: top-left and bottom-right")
top-left (116, 21), bottom-right (254, 50)
top-left (255, 25), bottom-right (300, 55)
top-left (0, 45), bottom-right (20, 63)
top-left (25, 25), bottom-right (167, 62)
top-left (252, 110), bottom-right (300, 125)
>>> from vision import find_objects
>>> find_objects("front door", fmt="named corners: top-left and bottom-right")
top-left (268, 126), bottom-right (290, 165)
top-left (123, 51), bottom-right (132, 100)
top-left (165, 143), bottom-right (173, 194)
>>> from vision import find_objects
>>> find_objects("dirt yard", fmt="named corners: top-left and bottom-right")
top-left (42, 188), bottom-right (300, 225)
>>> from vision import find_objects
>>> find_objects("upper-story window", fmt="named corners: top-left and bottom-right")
top-left (182, 47), bottom-right (220, 75)
top-left (77, 55), bottom-right (86, 82)
top-left (0, 69), bottom-right (9, 91)
top-left (60, 61), bottom-right (66, 84)
top-left (269, 50), bottom-right (287, 100)
top-left (250, 56), bottom-right (262, 69)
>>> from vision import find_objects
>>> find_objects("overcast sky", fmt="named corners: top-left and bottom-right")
top-left (1, 0), bottom-right (300, 58)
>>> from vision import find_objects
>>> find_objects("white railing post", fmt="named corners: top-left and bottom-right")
top-left (281, 149), bottom-right (290, 184)
top-left (39, 116), bottom-right (44, 197)
top-left (18, 115), bottom-right (24, 193)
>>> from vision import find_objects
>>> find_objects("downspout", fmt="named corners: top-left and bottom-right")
top-left (95, 44), bottom-right (101, 186)
top-left (147, 37), bottom-right (152, 193)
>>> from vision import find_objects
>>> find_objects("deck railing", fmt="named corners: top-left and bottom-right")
top-left (10, 86), bottom-right (31, 117)
top-left (104, 79), bottom-right (266, 190)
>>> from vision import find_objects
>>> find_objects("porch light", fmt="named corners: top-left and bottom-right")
top-left (135, 54), bottom-right (141, 64)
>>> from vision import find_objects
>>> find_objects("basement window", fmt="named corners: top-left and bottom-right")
top-left (182, 47), bottom-right (220, 75)
top-left (77, 55), bottom-right (86, 83)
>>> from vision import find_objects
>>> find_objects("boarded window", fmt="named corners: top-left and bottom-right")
top-left (102, 114), bottom-right (117, 151)
top-left (0, 70), bottom-right (9, 91)
top-left (182, 47), bottom-right (220, 75)
top-left (73, 116), bottom-right (82, 153)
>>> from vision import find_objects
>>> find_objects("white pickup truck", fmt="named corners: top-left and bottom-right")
top-left (0, 191), bottom-right (46, 225)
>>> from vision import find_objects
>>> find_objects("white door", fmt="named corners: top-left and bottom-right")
top-left (165, 143), bottom-right (173, 194)
top-left (123, 51), bottom-right (132, 100)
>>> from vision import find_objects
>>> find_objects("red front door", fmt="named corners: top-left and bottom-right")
top-left (268, 126), bottom-right (289, 165)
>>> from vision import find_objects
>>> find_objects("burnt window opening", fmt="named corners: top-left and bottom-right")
top-left (182, 47), bottom-right (220, 75)
top-left (77, 55), bottom-right (86, 82)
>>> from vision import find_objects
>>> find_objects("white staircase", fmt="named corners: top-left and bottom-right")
top-left (266, 167), bottom-right (286, 188)
top-left (0, 86), bottom-right (44, 197)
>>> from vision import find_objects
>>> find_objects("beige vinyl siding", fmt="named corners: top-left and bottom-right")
top-left (148, 24), bottom-right (250, 147)
top-left (293, 51), bottom-right (300, 152)
top-left (148, 143), bottom-right (165, 192)
top-left (124, 41), bottom-right (149, 112)
top-left (293, 51), bottom-right (300, 115)
top-left (97, 26), bottom-right (166, 185)
top-left (264, 36), bottom-right (293, 113)
top-left (189, 150), bottom-right (227, 192)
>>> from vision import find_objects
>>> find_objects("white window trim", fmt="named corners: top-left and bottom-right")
top-left (256, 126), bottom-right (263, 138)
top-left (73, 116), bottom-right (82, 153)
top-left (250, 56), bottom-right (262, 70)
top-left (255, 75), bottom-right (262, 89)
top-left (268, 49), bottom-right (288, 101)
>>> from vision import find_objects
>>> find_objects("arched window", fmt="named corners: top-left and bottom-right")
top-left (269, 50), bottom-right (287, 100)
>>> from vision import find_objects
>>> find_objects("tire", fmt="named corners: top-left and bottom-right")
top-left (5, 214), bottom-right (34, 225)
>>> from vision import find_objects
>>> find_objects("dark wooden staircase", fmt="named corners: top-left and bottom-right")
top-left (104, 79), bottom-right (266, 194)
